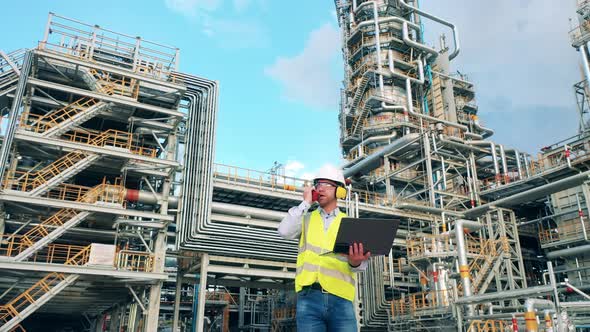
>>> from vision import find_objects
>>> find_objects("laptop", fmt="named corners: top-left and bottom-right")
top-left (330, 217), bottom-right (400, 256)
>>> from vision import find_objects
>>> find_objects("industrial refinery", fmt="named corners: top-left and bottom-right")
top-left (0, 0), bottom-right (590, 331)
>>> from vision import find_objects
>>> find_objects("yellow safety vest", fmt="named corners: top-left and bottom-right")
top-left (295, 209), bottom-right (357, 301)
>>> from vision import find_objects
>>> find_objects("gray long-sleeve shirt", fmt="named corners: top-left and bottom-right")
top-left (278, 201), bottom-right (368, 272)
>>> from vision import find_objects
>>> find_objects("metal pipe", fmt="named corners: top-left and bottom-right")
top-left (348, 132), bottom-right (398, 161)
top-left (387, 49), bottom-right (425, 84)
top-left (343, 133), bottom-right (420, 177)
top-left (562, 282), bottom-right (590, 301)
top-left (547, 262), bottom-right (561, 312)
top-left (398, 0), bottom-right (460, 60)
top-left (467, 141), bottom-right (500, 178)
top-left (126, 285), bottom-right (147, 313)
top-left (547, 244), bottom-right (590, 259)
top-left (395, 202), bottom-right (464, 217)
top-left (582, 43), bottom-right (590, 84)
top-left (499, 144), bottom-right (508, 179)
top-left (517, 209), bottom-right (574, 227)
top-left (454, 285), bottom-right (553, 304)
top-left (515, 150), bottom-right (523, 180)
top-left (464, 170), bottom-right (590, 218)
top-left (370, 92), bottom-right (483, 140)
top-left (472, 121), bottom-right (495, 138)
top-left (402, 21), bottom-right (438, 60)
top-left (575, 193), bottom-right (589, 241)
top-left (455, 219), bottom-right (482, 317)
top-left (524, 299), bottom-right (554, 332)
top-left (355, 1), bottom-right (384, 94)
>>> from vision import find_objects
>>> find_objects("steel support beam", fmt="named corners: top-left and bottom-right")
top-left (15, 131), bottom-right (179, 167)
top-left (0, 192), bottom-right (174, 221)
top-left (27, 77), bottom-right (184, 117)
top-left (0, 261), bottom-right (168, 281)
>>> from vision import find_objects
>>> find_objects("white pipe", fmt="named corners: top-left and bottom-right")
top-left (515, 150), bottom-right (523, 180)
top-left (356, 1), bottom-right (385, 95)
top-left (350, 132), bottom-right (398, 156)
top-left (546, 244), bottom-right (590, 259)
top-left (524, 298), bottom-right (555, 332)
top-left (455, 219), bottom-right (482, 317)
top-left (351, 10), bottom-right (420, 31)
top-left (398, 0), bottom-right (461, 60)
top-left (525, 298), bottom-right (555, 312)
top-left (467, 141), bottom-right (500, 179)
top-left (402, 21), bottom-right (438, 59)
top-left (472, 121), bottom-right (494, 139)
top-left (582, 43), bottom-right (590, 84)
top-left (343, 133), bottom-right (421, 177)
top-left (387, 50), bottom-right (425, 84)
top-left (394, 78), bottom-right (482, 139)
top-left (465, 171), bottom-right (590, 218)
top-left (562, 282), bottom-right (590, 301)
top-left (499, 144), bottom-right (508, 178)
top-left (575, 193), bottom-right (589, 241)
top-left (370, 93), bottom-right (476, 136)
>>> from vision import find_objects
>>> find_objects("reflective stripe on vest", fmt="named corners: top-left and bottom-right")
top-left (295, 209), bottom-right (356, 301)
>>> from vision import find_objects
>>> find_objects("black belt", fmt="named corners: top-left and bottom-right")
top-left (302, 283), bottom-right (329, 293)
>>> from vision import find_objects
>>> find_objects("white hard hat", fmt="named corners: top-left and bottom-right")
top-left (313, 164), bottom-right (346, 186)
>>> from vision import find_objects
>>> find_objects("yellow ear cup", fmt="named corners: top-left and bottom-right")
top-left (336, 186), bottom-right (347, 199)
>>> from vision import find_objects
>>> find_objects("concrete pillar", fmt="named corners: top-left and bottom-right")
top-left (238, 287), bottom-right (245, 329)
top-left (94, 314), bottom-right (105, 332)
top-left (145, 132), bottom-right (177, 331)
top-left (196, 254), bottom-right (209, 332)
top-left (108, 305), bottom-right (122, 332)
top-left (172, 270), bottom-right (183, 331)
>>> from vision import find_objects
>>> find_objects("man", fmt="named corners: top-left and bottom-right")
top-left (278, 164), bottom-right (371, 332)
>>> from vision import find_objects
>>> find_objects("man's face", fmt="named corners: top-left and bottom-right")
top-left (314, 179), bottom-right (338, 206)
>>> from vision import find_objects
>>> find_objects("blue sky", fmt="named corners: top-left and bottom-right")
top-left (0, 0), bottom-right (583, 179)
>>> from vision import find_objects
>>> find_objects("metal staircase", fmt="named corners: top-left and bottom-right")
top-left (469, 239), bottom-right (506, 293)
top-left (351, 73), bottom-right (370, 112)
top-left (347, 72), bottom-right (372, 139)
top-left (4, 127), bottom-right (143, 196)
top-left (7, 152), bottom-right (101, 197)
top-left (0, 245), bottom-right (90, 332)
top-left (87, 68), bottom-right (139, 99)
top-left (39, 99), bottom-right (111, 138)
top-left (1, 180), bottom-right (124, 262)
top-left (456, 237), bottom-right (506, 296)
top-left (20, 66), bottom-right (139, 138)
top-left (350, 103), bottom-right (371, 138)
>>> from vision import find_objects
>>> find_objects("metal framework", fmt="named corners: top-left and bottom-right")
top-left (2, 2), bottom-right (590, 332)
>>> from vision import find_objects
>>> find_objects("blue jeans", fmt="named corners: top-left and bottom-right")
top-left (296, 288), bottom-right (357, 332)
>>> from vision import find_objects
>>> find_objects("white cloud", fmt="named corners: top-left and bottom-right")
top-left (422, 0), bottom-right (578, 111)
top-left (281, 160), bottom-right (317, 182)
top-left (300, 172), bottom-right (315, 181)
top-left (420, 0), bottom-right (580, 152)
top-left (165, 0), bottom-right (222, 16)
top-left (284, 160), bottom-right (305, 178)
top-left (205, 18), bottom-right (269, 48)
top-left (164, 0), bottom-right (268, 48)
top-left (264, 24), bottom-right (341, 109)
